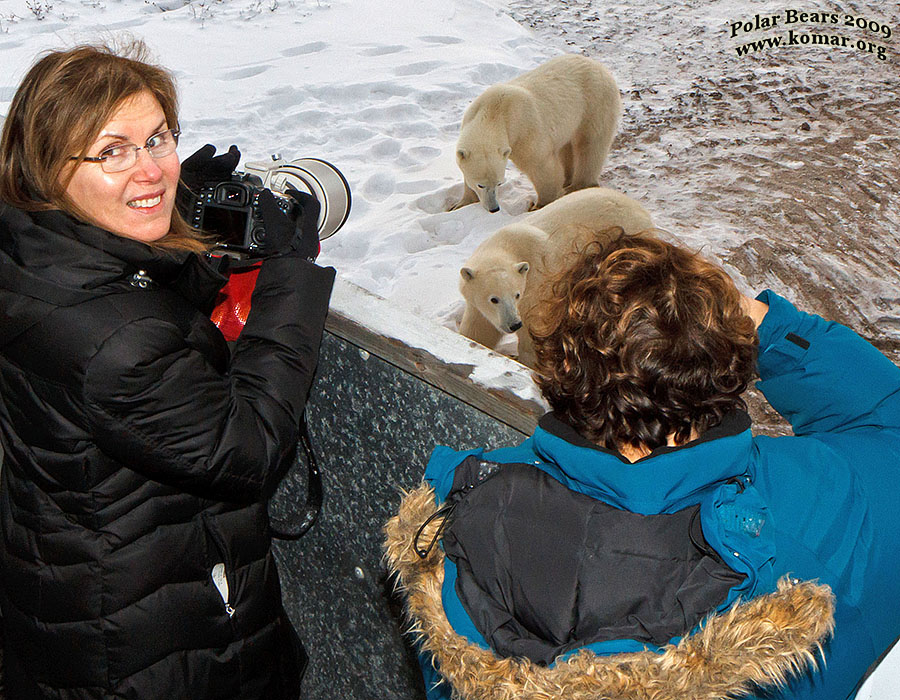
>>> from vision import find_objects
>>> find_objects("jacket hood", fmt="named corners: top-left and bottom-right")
top-left (0, 204), bottom-right (225, 348)
top-left (385, 483), bottom-right (835, 700)
top-left (531, 411), bottom-right (754, 514)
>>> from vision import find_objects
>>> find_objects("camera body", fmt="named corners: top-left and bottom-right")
top-left (184, 155), bottom-right (351, 254)
top-left (185, 172), bottom-right (295, 253)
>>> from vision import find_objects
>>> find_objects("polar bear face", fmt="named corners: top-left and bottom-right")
top-left (460, 261), bottom-right (529, 333)
top-left (456, 145), bottom-right (510, 213)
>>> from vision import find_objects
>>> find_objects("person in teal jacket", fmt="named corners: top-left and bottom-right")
top-left (385, 233), bottom-right (900, 700)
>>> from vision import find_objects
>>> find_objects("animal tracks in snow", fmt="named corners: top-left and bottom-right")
top-left (222, 65), bottom-right (270, 80)
top-left (393, 60), bottom-right (445, 77)
top-left (281, 42), bottom-right (328, 57)
top-left (360, 44), bottom-right (406, 57)
top-left (420, 35), bottom-right (463, 45)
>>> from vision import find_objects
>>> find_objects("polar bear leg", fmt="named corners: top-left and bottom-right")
top-left (449, 184), bottom-right (479, 211)
top-left (569, 127), bottom-right (612, 191)
top-left (526, 156), bottom-right (567, 209)
top-left (559, 143), bottom-right (575, 189)
top-left (515, 327), bottom-right (536, 368)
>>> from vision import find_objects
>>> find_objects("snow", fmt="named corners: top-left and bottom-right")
top-left (330, 277), bottom-right (544, 405)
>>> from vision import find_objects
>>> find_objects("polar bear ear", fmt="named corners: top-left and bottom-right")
top-left (457, 148), bottom-right (469, 160)
top-left (516, 262), bottom-right (529, 275)
top-left (460, 267), bottom-right (476, 281)
top-left (500, 146), bottom-right (511, 158)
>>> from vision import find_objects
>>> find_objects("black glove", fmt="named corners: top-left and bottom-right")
top-left (180, 144), bottom-right (241, 194)
top-left (256, 189), bottom-right (321, 261)
top-left (285, 188), bottom-right (321, 261)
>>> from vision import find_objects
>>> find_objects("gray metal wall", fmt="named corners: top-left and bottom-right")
top-left (270, 331), bottom-right (526, 700)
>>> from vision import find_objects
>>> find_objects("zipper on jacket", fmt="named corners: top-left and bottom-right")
top-left (211, 562), bottom-right (235, 618)
top-left (129, 269), bottom-right (154, 289)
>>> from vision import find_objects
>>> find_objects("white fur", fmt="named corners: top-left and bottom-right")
top-left (459, 188), bottom-right (653, 366)
top-left (451, 54), bottom-right (622, 213)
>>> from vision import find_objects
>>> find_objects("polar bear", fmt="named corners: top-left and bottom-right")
top-left (459, 188), bottom-right (653, 366)
top-left (450, 54), bottom-right (622, 213)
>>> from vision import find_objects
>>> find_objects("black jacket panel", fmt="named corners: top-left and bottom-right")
top-left (0, 204), bottom-right (333, 699)
top-left (442, 458), bottom-right (745, 664)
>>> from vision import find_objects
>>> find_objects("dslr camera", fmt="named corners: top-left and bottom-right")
top-left (184, 155), bottom-right (351, 254)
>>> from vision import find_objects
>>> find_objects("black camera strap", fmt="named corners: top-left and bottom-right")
top-left (268, 412), bottom-right (323, 541)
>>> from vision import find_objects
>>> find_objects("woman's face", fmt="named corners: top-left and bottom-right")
top-left (64, 91), bottom-right (180, 243)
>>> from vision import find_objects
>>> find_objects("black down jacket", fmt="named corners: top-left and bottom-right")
top-left (0, 205), bottom-right (335, 699)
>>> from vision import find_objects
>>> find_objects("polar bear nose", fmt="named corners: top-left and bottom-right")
top-left (509, 320), bottom-right (523, 332)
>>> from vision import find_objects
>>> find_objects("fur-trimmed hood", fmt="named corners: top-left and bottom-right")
top-left (385, 483), bottom-right (835, 700)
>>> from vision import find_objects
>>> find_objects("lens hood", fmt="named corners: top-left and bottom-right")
top-left (266, 158), bottom-right (351, 241)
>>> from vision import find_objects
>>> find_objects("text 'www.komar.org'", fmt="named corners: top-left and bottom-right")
top-left (731, 10), bottom-right (892, 61)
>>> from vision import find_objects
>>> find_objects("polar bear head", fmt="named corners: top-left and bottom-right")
top-left (456, 144), bottom-right (510, 213)
top-left (459, 258), bottom-right (529, 334)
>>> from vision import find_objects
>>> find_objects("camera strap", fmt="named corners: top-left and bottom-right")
top-left (208, 258), bottom-right (323, 539)
top-left (268, 412), bottom-right (323, 541)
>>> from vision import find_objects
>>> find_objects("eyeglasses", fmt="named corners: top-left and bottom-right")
top-left (70, 128), bottom-right (180, 174)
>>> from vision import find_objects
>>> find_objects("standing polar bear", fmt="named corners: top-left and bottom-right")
top-left (451, 54), bottom-right (622, 213)
top-left (459, 187), bottom-right (653, 366)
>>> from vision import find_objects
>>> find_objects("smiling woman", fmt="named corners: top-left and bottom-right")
top-left (0, 41), bottom-right (335, 700)
top-left (0, 41), bottom-right (205, 251)
top-left (64, 92), bottom-right (181, 242)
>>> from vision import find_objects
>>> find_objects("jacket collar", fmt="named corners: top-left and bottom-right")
top-left (0, 205), bottom-right (190, 301)
top-left (531, 411), bottom-right (753, 514)
top-left (0, 204), bottom-right (226, 346)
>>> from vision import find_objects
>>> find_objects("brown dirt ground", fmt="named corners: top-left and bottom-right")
top-left (507, 0), bottom-right (900, 434)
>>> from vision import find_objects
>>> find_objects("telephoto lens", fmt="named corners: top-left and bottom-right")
top-left (243, 156), bottom-right (352, 241)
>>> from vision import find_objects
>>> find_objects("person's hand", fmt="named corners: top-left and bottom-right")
top-left (180, 144), bottom-right (240, 193)
top-left (284, 188), bottom-right (321, 261)
top-left (256, 189), bottom-right (320, 261)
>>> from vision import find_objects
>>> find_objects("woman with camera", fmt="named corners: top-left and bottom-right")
top-left (387, 233), bottom-right (900, 699)
top-left (0, 42), bottom-right (334, 698)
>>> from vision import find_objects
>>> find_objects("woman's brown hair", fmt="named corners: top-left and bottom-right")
top-left (530, 232), bottom-right (758, 452)
top-left (0, 39), bottom-right (208, 252)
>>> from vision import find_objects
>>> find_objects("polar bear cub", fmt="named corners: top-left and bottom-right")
top-left (459, 188), bottom-right (653, 366)
top-left (451, 54), bottom-right (622, 213)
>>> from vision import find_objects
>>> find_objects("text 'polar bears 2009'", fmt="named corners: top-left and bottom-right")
top-left (729, 10), bottom-right (892, 61)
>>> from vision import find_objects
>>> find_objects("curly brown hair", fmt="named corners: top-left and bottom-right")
top-left (530, 233), bottom-right (758, 452)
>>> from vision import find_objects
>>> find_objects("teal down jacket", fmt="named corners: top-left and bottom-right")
top-left (419, 291), bottom-right (900, 700)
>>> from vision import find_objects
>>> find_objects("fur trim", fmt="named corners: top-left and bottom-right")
top-left (385, 483), bottom-right (835, 700)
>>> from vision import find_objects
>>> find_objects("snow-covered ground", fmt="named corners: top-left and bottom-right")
top-left (2, 0), bottom-right (899, 693)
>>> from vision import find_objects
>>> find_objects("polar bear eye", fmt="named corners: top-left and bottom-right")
top-left (490, 296), bottom-right (499, 304)
top-left (515, 293), bottom-right (520, 299)
top-left (477, 184), bottom-right (486, 189)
